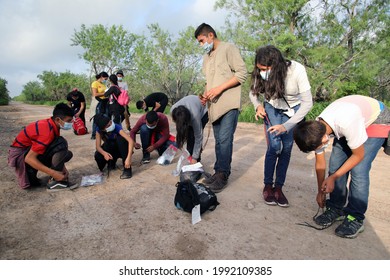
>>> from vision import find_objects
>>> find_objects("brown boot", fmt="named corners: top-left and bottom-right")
top-left (208, 172), bottom-right (228, 193)
top-left (263, 184), bottom-right (277, 205)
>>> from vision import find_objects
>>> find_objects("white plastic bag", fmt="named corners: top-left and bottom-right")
top-left (157, 144), bottom-right (178, 165)
top-left (172, 149), bottom-right (192, 176)
top-left (80, 173), bottom-right (104, 187)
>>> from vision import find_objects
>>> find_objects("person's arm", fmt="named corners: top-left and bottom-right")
top-left (119, 130), bottom-right (134, 168)
top-left (152, 118), bottom-right (170, 150)
top-left (322, 144), bottom-right (365, 194)
top-left (77, 102), bottom-right (85, 117)
top-left (314, 152), bottom-right (327, 208)
top-left (95, 133), bottom-right (113, 161)
top-left (204, 76), bottom-right (241, 101)
top-left (25, 150), bottom-right (67, 182)
top-left (249, 91), bottom-right (266, 121)
top-left (154, 102), bottom-right (161, 111)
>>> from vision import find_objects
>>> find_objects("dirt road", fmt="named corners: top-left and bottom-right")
top-left (0, 102), bottom-right (389, 260)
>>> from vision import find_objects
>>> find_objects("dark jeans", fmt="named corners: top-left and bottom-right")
top-left (212, 109), bottom-right (239, 177)
top-left (94, 134), bottom-right (129, 171)
top-left (92, 100), bottom-right (109, 136)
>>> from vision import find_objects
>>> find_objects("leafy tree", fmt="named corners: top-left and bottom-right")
top-left (20, 81), bottom-right (46, 102)
top-left (0, 77), bottom-right (10, 105)
top-left (71, 24), bottom-right (140, 75)
top-left (129, 24), bottom-right (204, 104)
top-left (215, 0), bottom-right (390, 101)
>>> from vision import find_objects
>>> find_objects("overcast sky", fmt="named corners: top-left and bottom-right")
top-left (0, 0), bottom-right (229, 97)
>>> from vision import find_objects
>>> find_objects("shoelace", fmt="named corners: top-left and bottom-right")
top-left (296, 207), bottom-right (329, 230)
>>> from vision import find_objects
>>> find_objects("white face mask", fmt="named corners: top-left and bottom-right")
top-left (106, 122), bottom-right (115, 132)
top-left (260, 69), bottom-right (271, 81)
top-left (146, 124), bottom-right (157, 130)
top-left (202, 41), bottom-right (214, 53)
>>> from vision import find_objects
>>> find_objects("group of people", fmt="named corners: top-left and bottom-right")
top-left (7, 23), bottom-right (389, 239)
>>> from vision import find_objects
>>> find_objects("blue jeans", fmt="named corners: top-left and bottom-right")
top-left (212, 109), bottom-right (239, 177)
top-left (139, 124), bottom-right (176, 156)
top-left (327, 137), bottom-right (385, 220)
top-left (263, 102), bottom-right (299, 187)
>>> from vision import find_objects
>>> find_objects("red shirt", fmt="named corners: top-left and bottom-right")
top-left (11, 118), bottom-right (60, 154)
top-left (130, 112), bottom-right (170, 149)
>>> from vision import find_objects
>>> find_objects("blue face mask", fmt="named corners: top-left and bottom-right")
top-left (202, 41), bottom-right (214, 53)
top-left (60, 120), bottom-right (72, 130)
top-left (260, 69), bottom-right (271, 81)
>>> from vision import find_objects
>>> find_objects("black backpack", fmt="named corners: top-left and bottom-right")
top-left (174, 180), bottom-right (219, 214)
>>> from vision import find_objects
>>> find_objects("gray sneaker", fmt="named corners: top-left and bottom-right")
top-left (335, 215), bottom-right (364, 238)
top-left (314, 207), bottom-right (345, 228)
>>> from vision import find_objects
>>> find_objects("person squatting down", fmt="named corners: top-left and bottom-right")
top-left (94, 113), bottom-right (134, 179)
top-left (130, 111), bottom-right (176, 164)
top-left (249, 45), bottom-right (313, 207)
top-left (293, 94), bottom-right (390, 238)
top-left (170, 95), bottom-right (209, 164)
top-left (8, 103), bottom-right (76, 191)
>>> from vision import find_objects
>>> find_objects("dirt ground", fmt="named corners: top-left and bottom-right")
top-left (0, 102), bottom-right (389, 260)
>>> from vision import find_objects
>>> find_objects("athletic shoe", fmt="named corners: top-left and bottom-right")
top-left (141, 154), bottom-right (151, 164)
top-left (47, 180), bottom-right (78, 191)
top-left (120, 167), bottom-right (132, 179)
top-left (335, 215), bottom-right (364, 238)
top-left (314, 207), bottom-right (345, 228)
top-left (263, 184), bottom-right (277, 205)
top-left (273, 186), bottom-right (289, 207)
top-left (208, 172), bottom-right (228, 193)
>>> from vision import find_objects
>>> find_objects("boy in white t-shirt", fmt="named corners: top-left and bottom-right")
top-left (294, 95), bottom-right (390, 238)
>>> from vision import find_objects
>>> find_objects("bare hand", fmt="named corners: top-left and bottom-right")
top-left (124, 157), bottom-right (131, 169)
top-left (267, 124), bottom-right (286, 136)
top-left (321, 176), bottom-right (336, 194)
top-left (146, 145), bottom-right (154, 153)
top-left (134, 143), bottom-right (141, 149)
top-left (104, 152), bottom-right (113, 161)
top-left (316, 191), bottom-right (326, 208)
top-left (205, 87), bottom-right (222, 102)
top-left (255, 106), bottom-right (266, 121)
top-left (51, 170), bottom-right (68, 182)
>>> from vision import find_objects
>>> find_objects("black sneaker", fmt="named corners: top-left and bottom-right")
top-left (141, 153), bottom-right (151, 164)
top-left (335, 215), bottom-right (364, 238)
top-left (47, 180), bottom-right (78, 191)
top-left (314, 207), bottom-right (345, 228)
top-left (208, 172), bottom-right (228, 193)
top-left (120, 167), bottom-right (132, 179)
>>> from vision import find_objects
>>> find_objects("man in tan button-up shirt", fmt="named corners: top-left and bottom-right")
top-left (195, 23), bottom-right (247, 193)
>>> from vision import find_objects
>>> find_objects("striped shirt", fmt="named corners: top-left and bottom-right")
top-left (11, 118), bottom-right (60, 154)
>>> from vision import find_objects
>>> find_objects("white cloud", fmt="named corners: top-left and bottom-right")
top-left (0, 0), bottom-right (228, 97)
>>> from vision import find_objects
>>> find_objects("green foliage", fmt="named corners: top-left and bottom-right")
top-left (71, 24), bottom-right (140, 75)
top-left (0, 77), bottom-right (10, 105)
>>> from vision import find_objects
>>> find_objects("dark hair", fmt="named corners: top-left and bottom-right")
top-left (194, 23), bottom-right (217, 39)
top-left (109, 74), bottom-right (118, 86)
top-left (116, 70), bottom-right (124, 76)
top-left (172, 106), bottom-right (191, 149)
top-left (136, 100), bottom-right (144, 110)
top-left (52, 103), bottom-right (74, 119)
top-left (93, 113), bottom-right (111, 130)
top-left (146, 111), bottom-right (158, 124)
top-left (95, 71), bottom-right (109, 80)
top-left (293, 120), bottom-right (326, 153)
top-left (250, 45), bottom-right (291, 100)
